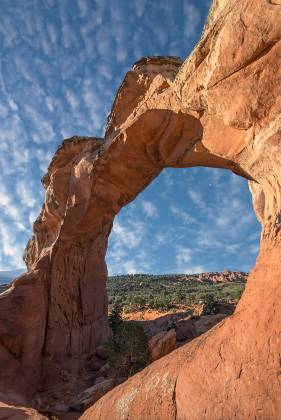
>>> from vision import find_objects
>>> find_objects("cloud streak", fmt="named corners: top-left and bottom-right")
top-left (0, 0), bottom-right (259, 275)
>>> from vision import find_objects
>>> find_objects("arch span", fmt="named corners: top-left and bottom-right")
top-left (0, 0), bottom-right (280, 417)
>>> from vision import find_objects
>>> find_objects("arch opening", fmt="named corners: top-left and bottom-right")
top-left (104, 165), bottom-right (261, 376)
top-left (106, 166), bottom-right (261, 276)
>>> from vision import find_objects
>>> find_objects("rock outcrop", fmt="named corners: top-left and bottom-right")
top-left (175, 313), bottom-right (228, 343)
top-left (0, 0), bottom-right (281, 418)
top-left (197, 270), bottom-right (247, 283)
top-left (0, 400), bottom-right (47, 420)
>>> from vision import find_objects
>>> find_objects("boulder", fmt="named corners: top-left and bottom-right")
top-left (175, 314), bottom-right (227, 343)
top-left (148, 329), bottom-right (176, 362)
top-left (70, 378), bottom-right (125, 411)
top-left (194, 314), bottom-right (227, 336)
top-left (175, 319), bottom-right (197, 342)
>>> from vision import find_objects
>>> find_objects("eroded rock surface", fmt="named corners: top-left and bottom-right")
top-left (0, 401), bottom-right (47, 420)
top-left (0, 0), bottom-right (281, 418)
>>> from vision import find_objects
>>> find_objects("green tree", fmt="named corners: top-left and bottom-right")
top-left (175, 286), bottom-right (185, 302)
top-left (131, 294), bottom-right (146, 309)
top-left (108, 303), bottom-right (122, 335)
top-left (200, 293), bottom-right (217, 315)
top-left (153, 293), bottom-right (171, 310)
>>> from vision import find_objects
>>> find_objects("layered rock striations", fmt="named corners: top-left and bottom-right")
top-left (0, 0), bottom-right (281, 418)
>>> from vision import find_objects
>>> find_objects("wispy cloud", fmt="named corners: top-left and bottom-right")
top-left (183, 3), bottom-right (201, 40)
top-left (107, 217), bottom-right (151, 275)
top-left (170, 205), bottom-right (197, 225)
top-left (175, 246), bottom-right (205, 274)
top-left (111, 219), bottom-right (145, 249)
top-left (187, 188), bottom-right (206, 210)
top-left (140, 200), bottom-right (158, 218)
top-left (176, 245), bottom-right (192, 265)
top-left (0, 220), bottom-right (26, 269)
top-left (0, 0), bottom-right (259, 274)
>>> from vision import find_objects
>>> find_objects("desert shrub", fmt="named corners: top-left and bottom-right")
top-left (147, 293), bottom-right (155, 306)
top-left (175, 286), bottom-right (185, 302)
top-left (130, 294), bottom-right (146, 309)
top-left (200, 293), bottom-right (218, 315)
top-left (122, 305), bottom-right (132, 314)
top-left (105, 320), bottom-right (148, 377)
top-left (232, 288), bottom-right (244, 301)
top-left (152, 293), bottom-right (171, 310)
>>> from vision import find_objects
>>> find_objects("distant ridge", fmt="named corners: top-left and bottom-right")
top-left (109, 271), bottom-right (248, 283)
top-left (0, 269), bottom-right (25, 285)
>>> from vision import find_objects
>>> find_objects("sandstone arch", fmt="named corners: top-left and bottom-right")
top-left (0, 0), bottom-right (281, 418)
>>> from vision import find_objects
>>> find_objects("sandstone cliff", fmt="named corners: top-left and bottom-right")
top-left (0, 0), bottom-right (280, 418)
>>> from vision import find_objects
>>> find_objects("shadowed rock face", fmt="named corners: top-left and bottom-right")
top-left (0, 0), bottom-right (281, 417)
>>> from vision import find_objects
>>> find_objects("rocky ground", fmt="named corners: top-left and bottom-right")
top-left (33, 312), bottom-right (234, 419)
top-left (1, 271), bottom-right (244, 419)
top-left (0, 272), bottom-right (246, 419)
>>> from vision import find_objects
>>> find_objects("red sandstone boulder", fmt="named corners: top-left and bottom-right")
top-left (148, 329), bottom-right (177, 363)
top-left (70, 378), bottom-right (125, 412)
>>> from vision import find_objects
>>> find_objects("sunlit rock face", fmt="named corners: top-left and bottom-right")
top-left (0, 0), bottom-right (281, 417)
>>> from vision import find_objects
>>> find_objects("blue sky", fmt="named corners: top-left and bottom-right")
top-left (0, 0), bottom-right (261, 274)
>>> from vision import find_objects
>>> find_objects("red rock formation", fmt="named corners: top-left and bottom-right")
top-left (196, 270), bottom-right (247, 283)
top-left (83, 246), bottom-right (281, 420)
top-left (0, 0), bottom-right (280, 417)
top-left (0, 401), bottom-right (47, 419)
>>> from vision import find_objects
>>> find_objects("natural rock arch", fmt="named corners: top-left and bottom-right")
top-left (0, 0), bottom-right (281, 418)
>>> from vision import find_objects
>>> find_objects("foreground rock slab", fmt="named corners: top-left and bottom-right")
top-left (81, 246), bottom-right (281, 419)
